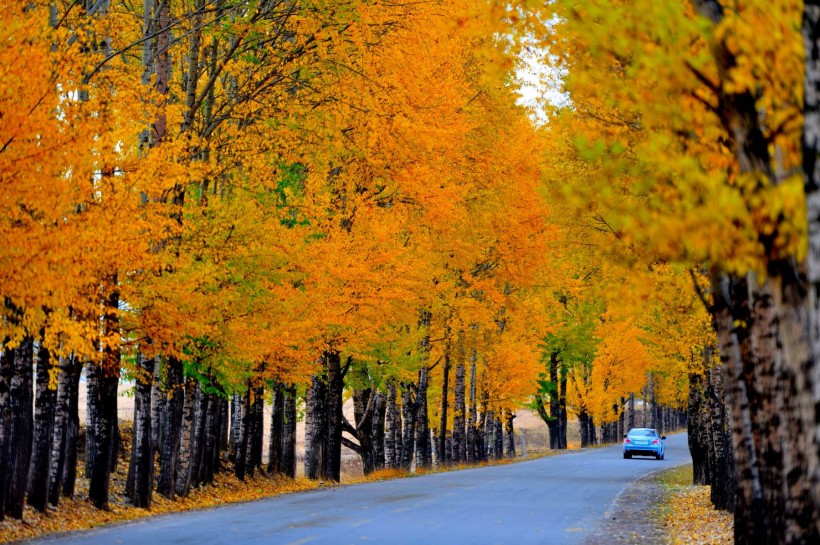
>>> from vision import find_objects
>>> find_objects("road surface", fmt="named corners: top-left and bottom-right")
top-left (31, 434), bottom-right (690, 545)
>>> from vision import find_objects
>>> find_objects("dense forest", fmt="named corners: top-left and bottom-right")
top-left (1, 1), bottom-right (818, 544)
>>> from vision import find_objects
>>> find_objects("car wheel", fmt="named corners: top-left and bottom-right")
top-left (624, 452), bottom-right (631, 459)
top-left (655, 453), bottom-right (661, 460)
top-left (660, 453), bottom-right (665, 460)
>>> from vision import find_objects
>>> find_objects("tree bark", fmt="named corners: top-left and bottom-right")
top-left (384, 381), bottom-right (399, 469)
top-left (414, 366), bottom-right (430, 468)
top-left (438, 351), bottom-right (450, 466)
top-left (61, 355), bottom-right (82, 499)
top-left (558, 370), bottom-right (568, 449)
top-left (244, 383), bottom-right (264, 477)
top-left (235, 387), bottom-right (250, 480)
top-left (269, 382), bottom-right (285, 474)
top-left (87, 279), bottom-right (120, 510)
top-left (712, 273), bottom-right (763, 540)
top-left (126, 352), bottom-right (154, 508)
top-left (467, 355), bottom-right (478, 462)
top-left (48, 354), bottom-right (80, 506)
top-left (798, 4), bottom-right (820, 537)
top-left (453, 359), bottom-right (466, 463)
top-left (304, 374), bottom-right (327, 480)
top-left (28, 341), bottom-right (56, 513)
top-left (1, 338), bottom-right (33, 519)
top-left (504, 409), bottom-right (515, 458)
top-left (399, 383), bottom-right (416, 469)
top-left (157, 356), bottom-right (184, 499)
top-left (352, 388), bottom-right (376, 475)
top-left (705, 354), bottom-right (736, 512)
top-left (201, 392), bottom-right (220, 485)
top-left (372, 391), bottom-right (386, 470)
top-left (175, 377), bottom-right (197, 497)
top-left (688, 370), bottom-right (710, 486)
top-left (281, 385), bottom-right (297, 478)
top-left (579, 408), bottom-right (590, 449)
top-left (324, 352), bottom-right (344, 482)
top-left (0, 345), bottom-right (12, 521)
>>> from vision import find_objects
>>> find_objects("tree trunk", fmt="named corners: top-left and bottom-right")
top-left (802, 6), bottom-right (820, 534)
top-left (400, 383), bottom-right (416, 469)
top-left (61, 355), bottom-right (82, 499)
top-left (467, 356), bottom-right (478, 462)
top-left (324, 352), bottom-right (344, 482)
top-left (712, 273), bottom-right (764, 541)
top-left (230, 393), bottom-right (242, 462)
top-left (235, 387), bottom-right (250, 480)
top-left (269, 383), bottom-right (285, 474)
top-left (281, 385), bottom-right (297, 478)
top-left (0, 346), bottom-right (10, 521)
top-left (372, 391), bottom-right (386, 470)
top-left (1, 338), bottom-right (33, 519)
top-left (558, 371), bottom-right (568, 449)
top-left (484, 408), bottom-right (494, 460)
top-left (384, 381), bottom-right (399, 469)
top-left (85, 355), bottom-right (119, 511)
top-left (493, 416), bottom-right (503, 459)
top-left (438, 352), bottom-right (450, 467)
top-left (201, 392), bottom-right (220, 485)
top-left (589, 416), bottom-right (597, 445)
top-left (534, 393), bottom-right (558, 449)
top-left (87, 280), bottom-right (120, 510)
top-left (304, 374), bottom-right (327, 480)
top-left (579, 409), bottom-right (589, 449)
top-left (245, 383), bottom-right (264, 477)
top-left (453, 361), bottom-right (466, 463)
top-left (705, 353), bottom-right (736, 512)
top-left (688, 371), bottom-right (710, 486)
top-left (414, 366), bottom-right (430, 468)
top-left (48, 354), bottom-right (80, 505)
top-left (504, 409), bottom-right (515, 458)
top-left (479, 381), bottom-right (491, 462)
top-left (126, 352), bottom-right (154, 508)
top-left (157, 356), bottom-right (183, 499)
top-left (28, 341), bottom-right (56, 513)
top-left (353, 388), bottom-right (376, 475)
top-left (150, 358), bottom-right (165, 462)
top-left (175, 377), bottom-right (197, 497)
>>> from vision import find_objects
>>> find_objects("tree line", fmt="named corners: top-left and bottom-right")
top-left (533, 0), bottom-right (820, 543)
top-left (0, 0), bottom-right (711, 531)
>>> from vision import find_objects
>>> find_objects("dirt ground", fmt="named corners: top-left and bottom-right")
top-left (78, 381), bottom-right (567, 477)
top-left (582, 469), bottom-right (670, 545)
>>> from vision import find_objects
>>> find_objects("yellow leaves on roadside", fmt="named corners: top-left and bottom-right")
top-left (665, 486), bottom-right (734, 545)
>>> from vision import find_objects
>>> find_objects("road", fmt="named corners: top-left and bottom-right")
top-left (31, 434), bottom-right (690, 545)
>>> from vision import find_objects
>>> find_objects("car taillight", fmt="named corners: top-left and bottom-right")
top-left (652, 439), bottom-right (659, 445)
top-left (624, 438), bottom-right (631, 444)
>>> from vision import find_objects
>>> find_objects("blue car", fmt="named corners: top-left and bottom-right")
top-left (623, 428), bottom-right (666, 460)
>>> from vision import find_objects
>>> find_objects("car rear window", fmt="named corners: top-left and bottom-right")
top-left (628, 430), bottom-right (656, 437)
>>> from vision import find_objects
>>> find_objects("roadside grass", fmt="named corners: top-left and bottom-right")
top-left (659, 464), bottom-right (734, 545)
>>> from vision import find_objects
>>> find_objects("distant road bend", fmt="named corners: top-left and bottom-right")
top-left (32, 434), bottom-right (691, 545)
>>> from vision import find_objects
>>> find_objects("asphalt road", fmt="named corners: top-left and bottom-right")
top-left (31, 433), bottom-right (691, 545)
